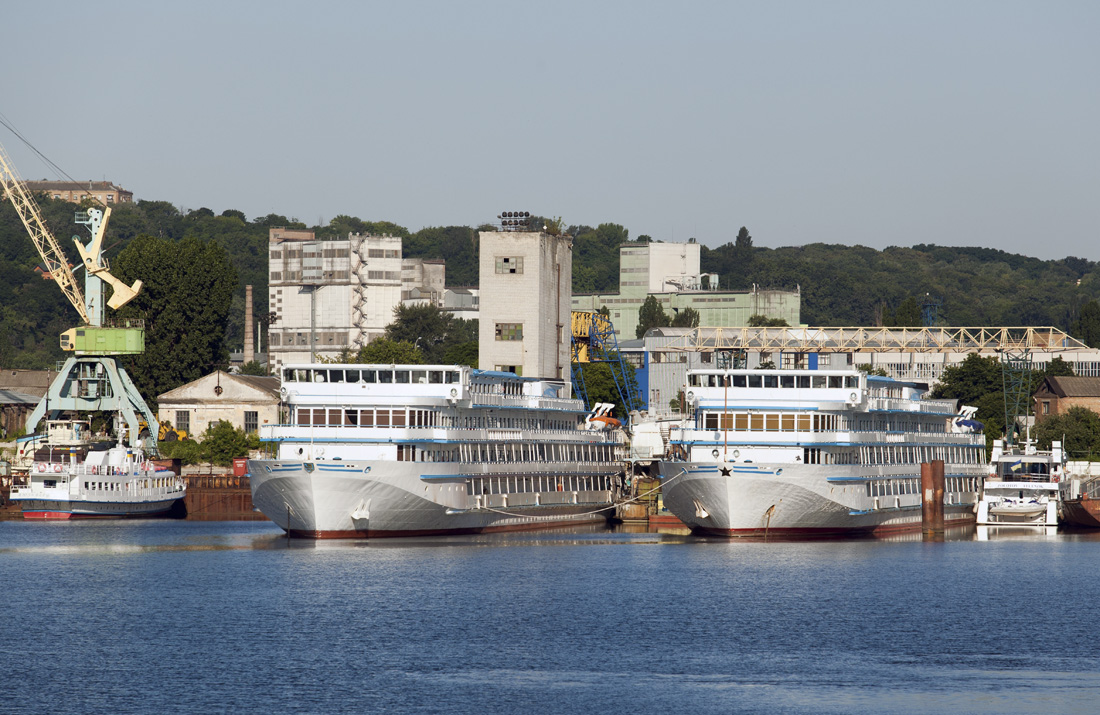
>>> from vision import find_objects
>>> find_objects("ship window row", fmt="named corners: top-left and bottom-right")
top-left (468, 474), bottom-right (613, 496)
top-left (701, 412), bottom-right (842, 432)
top-left (283, 368), bottom-right (461, 384)
top-left (299, 408), bottom-right (407, 427)
top-left (82, 478), bottom-right (172, 491)
top-left (853, 417), bottom-right (946, 434)
top-left (689, 374), bottom-right (860, 389)
top-left (461, 414), bottom-right (578, 431)
top-left (294, 407), bottom-right (578, 432)
top-left (802, 448), bottom-right (859, 465)
top-left (867, 476), bottom-right (980, 498)
top-left (394, 441), bottom-right (618, 464)
top-left (860, 445), bottom-right (985, 466)
top-left (470, 379), bottom-right (525, 396)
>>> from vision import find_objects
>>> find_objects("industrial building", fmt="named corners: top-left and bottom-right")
top-left (266, 228), bottom-right (444, 368)
top-left (571, 240), bottom-right (800, 338)
top-left (478, 227), bottom-right (572, 380)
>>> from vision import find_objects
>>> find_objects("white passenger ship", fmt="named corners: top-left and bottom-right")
top-left (975, 439), bottom-right (1064, 527)
top-left (657, 368), bottom-right (987, 537)
top-left (10, 439), bottom-right (185, 519)
top-left (247, 364), bottom-right (627, 538)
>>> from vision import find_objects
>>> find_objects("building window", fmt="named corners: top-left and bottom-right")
top-left (495, 365), bottom-right (522, 376)
top-left (495, 256), bottom-right (523, 274)
top-left (495, 323), bottom-right (523, 341)
top-left (175, 411), bottom-right (190, 434)
top-left (244, 411), bottom-right (258, 434)
top-left (1042, 401), bottom-right (1050, 415)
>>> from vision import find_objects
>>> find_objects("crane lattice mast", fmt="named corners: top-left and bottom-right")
top-left (0, 142), bottom-right (90, 324)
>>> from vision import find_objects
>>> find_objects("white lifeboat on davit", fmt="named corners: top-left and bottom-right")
top-left (585, 403), bottom-right (621, 430)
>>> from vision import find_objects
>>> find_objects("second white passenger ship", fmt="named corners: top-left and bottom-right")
top-left (248, 364), bottom-right (626, 537)
top-left (658, 367), bottom-right (988, 537)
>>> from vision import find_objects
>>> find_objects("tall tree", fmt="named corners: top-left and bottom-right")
top-left (636, 295), bottom-right (671, 338)
top-left (383, 304), bottom-right (476, 365)
top-left (670, 306), bottom-right (701, 328)
top-left (113, 235), bottom-right (238, 405)
top-left (890, 296), bottom-right (922, 327)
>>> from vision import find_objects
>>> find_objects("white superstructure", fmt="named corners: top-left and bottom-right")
top-left (657, 368), bottom-right (987, 537)
top-left (247, 364), bottom-right (627, 538)
top-left (976, 440), bottom-right (1064, 527)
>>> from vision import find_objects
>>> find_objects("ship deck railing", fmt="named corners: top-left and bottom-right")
top-left (260, 424), bottom-right (623, 443)
top-left (470, 394), bottom-right (581, 411)
top-left (867, 397), bottom-right (958, 414)
top-left (673, 428), bottom-right (985, 446)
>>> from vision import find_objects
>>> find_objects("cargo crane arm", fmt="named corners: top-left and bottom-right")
top-left (0, 140), bottom-right (140, 323)
top-left (0, 141), bottom-right (90, 324)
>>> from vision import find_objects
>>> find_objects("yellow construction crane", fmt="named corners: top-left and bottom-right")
top-left (0, 142), bottom-right (141, 333)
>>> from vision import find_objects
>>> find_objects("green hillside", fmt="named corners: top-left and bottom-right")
top-left (2, 195), bottom-right (1098, 372)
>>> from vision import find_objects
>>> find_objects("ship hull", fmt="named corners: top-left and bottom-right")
top-left (18, 497), bottom-right (184, 519)
top-left (248, 459), bottom-right (616, 538)
top-left (658, 461), bottom-right (978, 538)
top-left (1060, 496), bottom-right (1100, 528)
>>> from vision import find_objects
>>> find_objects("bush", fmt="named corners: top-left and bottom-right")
top-left (157, 420), bottom-right (257, 466)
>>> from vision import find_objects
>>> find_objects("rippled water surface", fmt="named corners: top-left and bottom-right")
top-left (4, 520), bottom-right (1100, 714)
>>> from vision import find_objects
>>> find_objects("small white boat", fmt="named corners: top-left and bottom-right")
top-left (975, 440), bottom-right (1063, 526)
top-left (10, 438), bottom-right (185, 520)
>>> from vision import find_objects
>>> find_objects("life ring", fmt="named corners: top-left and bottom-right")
top-left (37, 463), bottom-right (46, 473)
top-left (53, 464), bottom-right (62, 473)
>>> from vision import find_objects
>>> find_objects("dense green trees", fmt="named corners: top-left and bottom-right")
top-left (747, 315), bottom-right (790, 327)
top-left (112, 235), bottom-right (238, 406)
top-left (355, 338), bottom-right (424, 365)
top-left (382, 304), bottom-right (478, 366)
top-left (700, 240), bottom-right (1098, 330)
top-left (671, 306), bottom-right (700, 328)
top-left (932, 354), bottom-right (1080, 450)
top-left (159, 419), bottom-right (259, 465)
top-left (572, 223), bottom-right (629, 293)
top-left (1072, 300), bottom-right (1100, 348)
top-left (1034, 406), bottom-right (1100, 458)
top-left (573, 357), bottom-right (641, 418)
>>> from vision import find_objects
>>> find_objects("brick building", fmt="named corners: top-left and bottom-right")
top-left (1033, 377), bottom-right (1100, 422)
top-left (23, 180), bottom-right (133, 204)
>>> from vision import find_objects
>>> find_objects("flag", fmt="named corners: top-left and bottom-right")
top-left (1010, 460), bottom-right (1023, 472)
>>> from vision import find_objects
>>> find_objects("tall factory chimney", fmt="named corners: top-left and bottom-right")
top-left (244, 284), bottom-right (255, 364)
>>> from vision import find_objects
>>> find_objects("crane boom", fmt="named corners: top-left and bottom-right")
top-left (0, 141), bottom-right (90, 324)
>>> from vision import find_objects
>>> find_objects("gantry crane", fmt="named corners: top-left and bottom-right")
top-left (570, 310), bottom-right (639, 424)
top-left (0, 138), bottom-right (159, 451)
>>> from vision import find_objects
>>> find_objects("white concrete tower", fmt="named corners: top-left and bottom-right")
top-left (478, 225), bottom-right (572, 380)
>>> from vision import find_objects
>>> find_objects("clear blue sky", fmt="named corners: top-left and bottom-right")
top-left (5, 1), bottom-right (1097, 259)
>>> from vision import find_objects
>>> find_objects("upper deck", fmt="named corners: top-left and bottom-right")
top-left (684, 368), bottom-right (957, 415)
top-left (279, 364), bottom-right (582, 412)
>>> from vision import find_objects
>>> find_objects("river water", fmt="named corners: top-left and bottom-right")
top-left (3, 520), bottom-right (1100, 714)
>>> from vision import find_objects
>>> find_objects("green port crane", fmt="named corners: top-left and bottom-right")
top-left (0, 138), bottom-right (158, 451)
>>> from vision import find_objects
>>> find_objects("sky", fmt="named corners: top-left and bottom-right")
top-left (4, 1), bottom-right (1098, 260)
